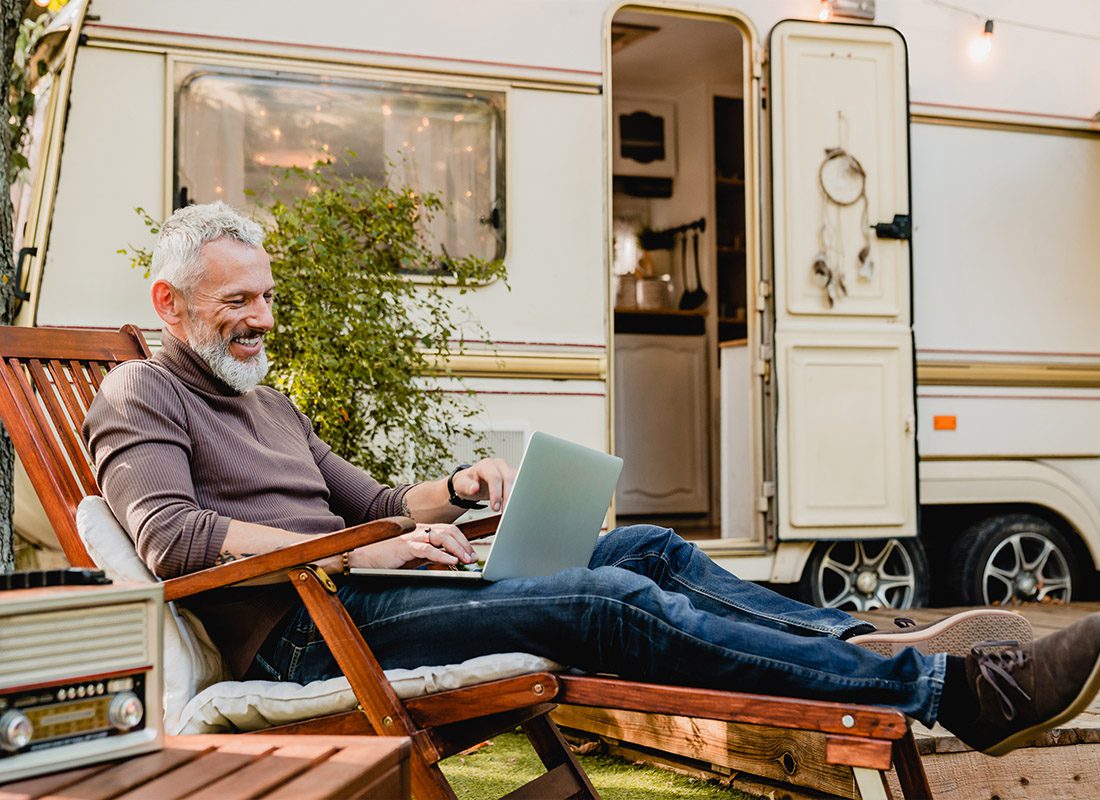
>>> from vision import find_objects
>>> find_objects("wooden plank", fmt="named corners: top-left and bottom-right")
top-left (255, 711), bottom-right (372, 736)
top-left (0, 763), bottom-right (114, 800)
top-left (160, 518), bottom-right (412, 601)
top-left (599, 741), bottom-right (841, 800)
top-left (184, 743), bottom-right (337, 800)
top-left (556, 675), bottom-right (908, 739)
top-left (499, 764), bottom-right (582, 800)
top-left (350, 766), bottom-right (408, 800)
top-left (553, 704), bottom-right (858, 799)
top-left (825, 735), bottom-right (893, 771)
top-left (37, 748), bottom-right (210, 800)
top-left (114, 749), bottom-right (275, 800)
top-left (914, 742), bottom-right (1100, 800)
top-left (405, 674), bottom-right (559, 727)
top-left (262, 744), bottom-right (408, 800)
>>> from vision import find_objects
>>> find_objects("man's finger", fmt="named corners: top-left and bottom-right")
top-left (412, 540), bottom-right (458, 564)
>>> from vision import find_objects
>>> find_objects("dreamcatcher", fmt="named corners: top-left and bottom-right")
top-left (811, 122), bottom-right (874, 307)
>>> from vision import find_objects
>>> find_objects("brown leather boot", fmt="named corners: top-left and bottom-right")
top-left (945, 612), bottom-right (1100, 756)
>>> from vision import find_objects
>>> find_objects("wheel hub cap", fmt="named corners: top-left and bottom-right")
top-left (1015, 572), bottom-right (1039, 598)
top-left (856, 570), bottom-right (879, 595)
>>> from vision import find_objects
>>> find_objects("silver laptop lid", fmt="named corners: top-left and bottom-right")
top-left (480, 432), bottom-right (623, 581)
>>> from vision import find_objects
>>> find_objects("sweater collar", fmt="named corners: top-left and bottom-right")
top-left (154, 331), bottom-right (243, 397)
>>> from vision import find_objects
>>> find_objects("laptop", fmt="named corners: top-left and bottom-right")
top-left (350, 431), bottom-right (623, 582)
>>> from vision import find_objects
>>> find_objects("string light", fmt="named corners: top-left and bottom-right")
top-left (818, 0), bottom-right (832, 22)
top-left (968, 18), bottom-right (994, 62)
top-left (926, 0), bottom-right (1100, 44)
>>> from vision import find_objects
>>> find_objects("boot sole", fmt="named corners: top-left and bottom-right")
top-left (849, 609), bottom-right (1032, 658)
top-left (981, 648), bottom-right (1100, 757)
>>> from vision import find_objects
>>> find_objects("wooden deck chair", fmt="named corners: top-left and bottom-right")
top-left (0, 324), bottom-right (935, 800)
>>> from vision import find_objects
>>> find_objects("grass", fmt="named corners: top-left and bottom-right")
top-left (441, 731), bottom-right (762, 800)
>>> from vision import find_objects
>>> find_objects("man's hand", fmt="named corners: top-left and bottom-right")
top-left (354, 523), bottom-right (476, 570)
top-left (451, 458), bottom-right (516, 513)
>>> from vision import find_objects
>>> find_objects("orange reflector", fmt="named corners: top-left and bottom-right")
top-left (933, 415), bottom-right (957, 431)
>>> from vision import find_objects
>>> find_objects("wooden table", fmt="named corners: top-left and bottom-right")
top-left (0, 735), bottom-right (410, 800)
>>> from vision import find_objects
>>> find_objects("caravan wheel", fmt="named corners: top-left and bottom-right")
top-left (949, 514), bottom-right (1076, 606)
top-left (800, 538), bottom-right (929, 611)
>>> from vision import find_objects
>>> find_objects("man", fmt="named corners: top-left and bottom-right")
top-left (85, 202), bottom-right (1100, 758)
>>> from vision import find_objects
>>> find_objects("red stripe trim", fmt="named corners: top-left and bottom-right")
top-left (913, 101), bottom-right (1096, 123)
top-left (919, 392), bottom-right (1100, 401)
top-left (441, 389), bottom-right (605, 398)
top-left (84, 23), bottom-right (603, 77)
top-left (1, 666), bottom-right (153, 695)
top-left (919, 348), bottom-right (1100, 359)
top-left (451, 339), bottom-right (607, 350)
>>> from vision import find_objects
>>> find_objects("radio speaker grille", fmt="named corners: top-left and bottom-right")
top-left (0, 604), bottom-right (150, 688)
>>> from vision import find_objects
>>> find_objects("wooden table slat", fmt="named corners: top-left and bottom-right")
top-left (0, 735), bottom-right (411, 800)
top-left (261, 757), bottom-right (384, 800)
top-left (0, 763), bottom-right (115, 800)
top-left (183, 746), bottom-right (338, 800)
top-left (37, 748), bottom-right (210, 800)
top-left (113, 750), bottom-right (273, 800)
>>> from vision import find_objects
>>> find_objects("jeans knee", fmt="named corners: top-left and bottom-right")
top-left (594, 524), bottom-right (677, 563)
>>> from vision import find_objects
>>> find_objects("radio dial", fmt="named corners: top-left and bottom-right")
top-left (0, 710), bottom-right (32, 752)
top-left (108, 692), bottom-right (144, 731)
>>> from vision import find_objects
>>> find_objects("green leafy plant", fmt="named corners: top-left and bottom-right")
top-left (123, 159), bottom-right (507, 484)
top-left (9, 14), bottom-right (51, 184)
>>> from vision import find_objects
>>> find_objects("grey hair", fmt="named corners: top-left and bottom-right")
top-left (150, 201), bottom-right (264, 295)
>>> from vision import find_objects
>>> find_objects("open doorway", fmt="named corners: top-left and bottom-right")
top-left (609, 8), bottom-right (758, 545)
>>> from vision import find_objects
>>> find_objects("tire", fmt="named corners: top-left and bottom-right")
top-left (949, 514), bottom-right (1077, 606)
top-left (799, 538), bottom-right (930, 611)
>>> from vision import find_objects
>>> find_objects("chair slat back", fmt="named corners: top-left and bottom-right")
top-left (0, 325), bottom-right (151, 566)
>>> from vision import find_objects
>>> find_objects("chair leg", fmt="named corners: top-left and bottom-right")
top-left (409, 754), bottom-right (460, 800)
top-left (520, 713), bottom-right (601, 800)
top-left (853, 767), bottom-right (891, 800)
top-left (892, 731), bottom-right (933, 799)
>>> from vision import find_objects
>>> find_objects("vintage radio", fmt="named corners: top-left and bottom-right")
top-left (0, 579), bottom-right (163, 782)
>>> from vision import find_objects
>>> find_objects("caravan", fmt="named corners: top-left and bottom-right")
top-left (13, 0), bottom-right (1100, 610)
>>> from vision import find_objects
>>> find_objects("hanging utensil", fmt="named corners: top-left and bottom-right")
top-left (679, 228), bottom-right (707, 310)
top-left (674, 230), bottom-right (688, 307)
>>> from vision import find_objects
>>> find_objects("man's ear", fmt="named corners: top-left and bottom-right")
top-left (151, 279), bottom-right (185, 326)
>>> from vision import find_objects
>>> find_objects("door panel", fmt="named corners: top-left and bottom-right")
top-left (769, 21), bottom-right (916, 540)
top-left (778, 332), bottom-right (915, 535)
top-left (614, 334), bottom-right (709, 515)
top-left (771, 23), bottom-right (909, 320)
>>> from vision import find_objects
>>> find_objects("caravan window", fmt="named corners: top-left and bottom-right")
top-left (176, 68), bottom-right (504, 262)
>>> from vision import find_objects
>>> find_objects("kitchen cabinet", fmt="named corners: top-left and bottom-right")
top-left (614, 332), bottom-right (709, 514)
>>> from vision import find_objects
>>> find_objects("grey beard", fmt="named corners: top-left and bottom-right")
top-left (190, 334), bottom-right (270, 393)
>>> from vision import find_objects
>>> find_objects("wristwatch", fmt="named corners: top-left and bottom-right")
top-left (448, 464), bottom-right (487, 510)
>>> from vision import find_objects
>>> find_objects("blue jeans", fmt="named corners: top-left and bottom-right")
top-left (252, 525), bottom-right (945, 726)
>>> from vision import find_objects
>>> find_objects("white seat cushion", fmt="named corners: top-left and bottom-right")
top-left (177, 652), bottom-right (563, 734)
top-left (76, 496), bottom-right (561, 735)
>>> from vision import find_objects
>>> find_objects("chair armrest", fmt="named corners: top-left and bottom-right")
top-left (457, 514), bottom-right (500, 541)
top-left (161, 516), bottom-right (414, 602)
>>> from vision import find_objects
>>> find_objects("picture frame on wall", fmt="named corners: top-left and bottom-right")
top-left (612, 97), bottom-right (677, 178)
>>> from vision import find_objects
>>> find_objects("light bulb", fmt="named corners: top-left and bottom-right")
top-left (969, 19), bottom-right (994, 62)
top-left (818, 0), bottom-right (832, 21)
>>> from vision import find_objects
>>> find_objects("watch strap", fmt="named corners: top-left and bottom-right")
top-left (448, 464), bottom-right (487, 510)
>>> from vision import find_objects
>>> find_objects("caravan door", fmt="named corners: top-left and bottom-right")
top-left (768, 21), bottom-right (916, 541)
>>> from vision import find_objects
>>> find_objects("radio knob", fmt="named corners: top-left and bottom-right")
top-left (0, 710), bottom-right (32, 752)
top-left (107, 691), bottom-right (144, 730)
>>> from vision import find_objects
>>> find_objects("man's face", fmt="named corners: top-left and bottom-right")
top-left (178, 238), bottom-right (275, 392)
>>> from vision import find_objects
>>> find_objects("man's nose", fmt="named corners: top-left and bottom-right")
top-left (246, 296), bottom-right (274, 332)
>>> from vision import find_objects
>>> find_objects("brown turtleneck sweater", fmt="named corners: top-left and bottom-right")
top-left (83, 333), bottom-right (411, 677)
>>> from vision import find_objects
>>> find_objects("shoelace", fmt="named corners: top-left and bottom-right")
top-left (893, 617), bottom-right (916, 629)
top-left (971, 640), bottom-right (1030, 720)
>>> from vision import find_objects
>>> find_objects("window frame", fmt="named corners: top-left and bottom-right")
top-left (170, 56), bottom-right (508, 271)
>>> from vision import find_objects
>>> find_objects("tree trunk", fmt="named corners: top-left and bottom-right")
top-left (0, 2), bottom-right (26, 570)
